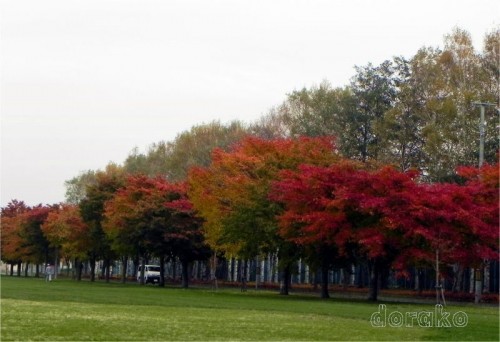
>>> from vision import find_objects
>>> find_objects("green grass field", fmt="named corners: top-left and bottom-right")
top-left (1, 277), bottom-right (498, 341)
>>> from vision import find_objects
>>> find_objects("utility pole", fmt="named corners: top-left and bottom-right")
top-left (471, 101), bottom-right (495, 304)
top-left (472, 102), bottom-right (496, 167)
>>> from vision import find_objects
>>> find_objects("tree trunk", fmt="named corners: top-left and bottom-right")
top-left (159, 255), bottom-right (165, 287)
top-left (230, 258), bottom-right (235, 282)
top-left (54, 248), bottom-right (59, 280)
top-left (418, 268), bottom-right (424, 294)
top-left (101, 259), bottom-right (107, 281)
top-left (72, 258), bottom-right (77, 280)
top-left (121, 256), bottom-right (128, 283)
top-left (66, 260), bottom-right (71, 277)
top-left (172, 259), bottom-right (177, 281)
top-left (35, 263), bottom-right (40, 278)
top-left (133, 254), bottom-right (140, 279)
top-left (181, 259), bottom-right (189, 288)
top-left (240, 260), bottom-right (247, 292)
top-left (90, 255), bottom-right (96, 282)
top-left (320, 263), bottom-right (330, 299)
top-left (17, 261), bottom-right (21, 277)
top-left (77, 260), bottom-right (83, 281)
top-left (24, 262), bottom-right (29, 277)
top-left (279, 265), bottom-right (291, 295)
top-left (368, 260), bottom-right (379, 301)
top-left (211, 253), bottom-right (218, 290)
top-left (9, 263), bottom-right (14, 276)
top-left (357, 264), bottom-right (364, 288)
top-left (105, 258), bottom-right (111, 283)
top-left (255, 255), bottom-right (260, 290)
top-left (140, 256), bottom-right (146, 285)
top-left (313, 271), bottom-right (319, 291)
top-left (452, 265), bottom-right (464, 292)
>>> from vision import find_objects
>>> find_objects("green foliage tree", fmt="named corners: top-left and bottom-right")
top-left (249, 105), bottom-right (290, 139)
top-left (79, 163), bottom-right (125, 282)
top-left (123, 143), bottom-right (170, 177)
top-left (375, 56), bottom-right (427, 171)
top-left (64, 170), bottom-right (97, 205)
top-left (164, 120), bottom-right (249, 181)
top-left (415, 28), bottom-right (499, 180)
top-left (123, 121), bottom-right (249, 181)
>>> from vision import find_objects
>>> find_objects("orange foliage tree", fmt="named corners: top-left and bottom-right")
top-left (42, 204), bottom-right (90, 280)
top-left (188, 136), bottom-right (339, 294)
top-left (104, 174), bottom-right (209, 287)
top-left (1, 200), bottom-right (30, 275)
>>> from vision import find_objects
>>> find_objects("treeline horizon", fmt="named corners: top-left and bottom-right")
top-left (2, 136), bottom-right (498, 301)
top-left (63, 26), bottom-right (498, 202)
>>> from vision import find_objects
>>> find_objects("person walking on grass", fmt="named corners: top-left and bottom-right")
top-left (45, 264), bottom-right (53, 282)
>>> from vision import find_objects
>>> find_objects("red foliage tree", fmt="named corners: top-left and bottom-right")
top-left (104, 175), bottom-right (209, 287)
top-left (271, 161), bottom-right (361, 298)
top-left (340, 166), bottom-right (421, 301)
top-left (273, 162), bottom-right (421, 300)
top-left (273, 160), bottom-right (499, 300)
top-left (19, 205), bottom-right (54, 266)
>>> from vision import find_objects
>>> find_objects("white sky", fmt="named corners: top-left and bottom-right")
top-left (1, 0), bottom-right (498, 207)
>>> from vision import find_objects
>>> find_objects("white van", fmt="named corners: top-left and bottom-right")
top-left (137, 265), bottom-right (161, 284)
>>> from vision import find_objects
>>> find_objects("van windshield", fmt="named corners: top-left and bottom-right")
top-left (147, 266), bottom-right (160, 272)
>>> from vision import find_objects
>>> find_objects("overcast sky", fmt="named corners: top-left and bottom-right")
top-left (1, 0), bottom-right (498, 207)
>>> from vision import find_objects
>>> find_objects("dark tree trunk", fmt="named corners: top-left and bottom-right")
top-left (66, 260), bottom-right (71, 277)
top-left (181, 259), bottom-right (189, 288)
top-left (237, 259), bottom-right (242, 283)
top-left (279, 265), bottom-right (291, 295)
top-left (35, 264), bottom-right (40, 278)
top-left (77, 260), bottom-right (83, 281)
top-left (452, 265), bottom-right (464, 293)
top-left (90, 255), bottom-right (96, 282)
top-left (417, 268), bottom-right (424, 295)
top-left (241, 260), bottom-right (247, 292)
top-left (368, 260), bottom-right (379, 301)
top-left (17, 261), bottom-right (21, 277)
top-left (72, 258), bottom-right (78, 280)
top-left (101, 259), bottom-right (107, 281)
top-left (320, 264), bottom-right (330, 299)
top-left (313, 272), bottom-right (319, 291)
top-left (121, 256), bottom-right (128, 283)
top-left (357, 264), bottom-right (364, 288)
top-left (159, 255), bottom-right (165, 287)
top-left (172, 259), bottom-right (177, 282)
top-left (24, 262), bottom-right (29, 277)
top-left (9, 263), bottom-right (14, 276)
top-left (105, 258), bottom-right (111, 283)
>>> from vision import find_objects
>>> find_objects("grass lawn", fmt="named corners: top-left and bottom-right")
top-left (1, 277), bottom-right (498, 341)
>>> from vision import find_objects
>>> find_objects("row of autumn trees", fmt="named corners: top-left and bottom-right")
top-left (1, 167), bottom-right (210, 288)
top-left (188, 137), bottom-right (498, 300)
top-left (2, 136), bottom-right (498, 300)
top-left (1, 27), bottom-right (499, 300)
